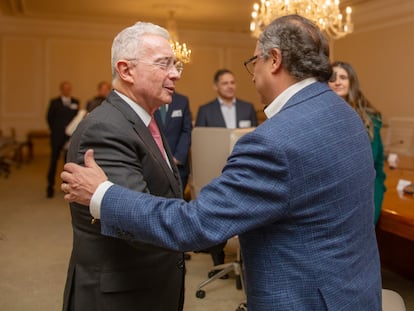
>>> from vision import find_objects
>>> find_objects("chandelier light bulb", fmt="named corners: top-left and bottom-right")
top-left (166, 11), bottom-right (192, 64)
top-left (249, 0), bottom-right (354, 40)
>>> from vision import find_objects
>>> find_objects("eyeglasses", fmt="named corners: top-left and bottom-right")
top-left (243, 54), bottom-right (263, 76)
top-left (126, 57), bottom-right (184, 75)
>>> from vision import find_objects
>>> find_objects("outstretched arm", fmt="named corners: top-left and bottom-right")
top-left (61, 149), bottom-right (108, 206)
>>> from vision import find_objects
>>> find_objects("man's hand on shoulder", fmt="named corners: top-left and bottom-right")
top-left (61, 149), bottom-right (108, 206)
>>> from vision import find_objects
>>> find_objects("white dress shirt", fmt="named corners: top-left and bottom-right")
top-left (218, 97), bottom-right (237, 129)
top-left (264, 78), bottom-right (316, 119)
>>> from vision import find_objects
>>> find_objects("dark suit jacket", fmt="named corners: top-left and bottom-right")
top-left (195, 98), bottom-right (257, 128)
top-left (154, 92), bottom-right (192, 186)
top-left (86, 96), bottom-right (106, 113)
top-left (98, 83), bottom-right (381, 310)
top-left (63, 91), bottom-right (185, 311)
top-left (46, 96), bottom-right (79, 147)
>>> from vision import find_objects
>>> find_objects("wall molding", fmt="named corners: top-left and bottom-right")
top-left (351, 0), bottom-right (414, 34)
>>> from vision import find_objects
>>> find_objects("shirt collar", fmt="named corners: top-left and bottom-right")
top-left (264, 78), bottom-right (317, 119)
top-left (114, 90), bottom-right (151, 126)
top-left (61, 96), bottom-right (71, 103)
top-left (217, 97), bottom-right (236, 106)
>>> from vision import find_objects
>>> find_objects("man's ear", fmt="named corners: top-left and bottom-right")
top-left (116, 60), bottom-right (134, 83)
top-left (270, 48), bottom-right (282, 73)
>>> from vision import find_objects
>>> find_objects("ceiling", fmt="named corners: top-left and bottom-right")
top-left (0, 0), bottom-right (375, 34)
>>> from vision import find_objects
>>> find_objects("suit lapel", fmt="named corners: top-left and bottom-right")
top-left (165, 105), bottom-right (173, 128)
top-left (163, 103), bottom-right (175, 131)
top-left (213, 100), bottom-right (226, 127)
top-left (108, 92), bottom-right (182, 197)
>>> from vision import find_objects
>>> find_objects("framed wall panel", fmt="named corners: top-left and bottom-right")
top-left (45, 38), bottom-right (112, 107)
top-left (0, 36), bottom-right (45, 139)
top-left (1, 37), bottom-right (44, 118)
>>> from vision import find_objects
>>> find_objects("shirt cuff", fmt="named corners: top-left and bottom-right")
top-left (90, 180), bottom-right (114, 219)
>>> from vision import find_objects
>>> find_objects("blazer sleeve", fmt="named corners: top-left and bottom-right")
top-left (99, 129), bottom-right (291, 251)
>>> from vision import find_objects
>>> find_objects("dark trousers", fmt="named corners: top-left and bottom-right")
top-left (204, 241), bottom-right (227, 266)
top-left (47, 139), bottom-right (67, 189)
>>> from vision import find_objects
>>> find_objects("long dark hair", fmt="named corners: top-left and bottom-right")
top-left (331, 61), bottom-right (380, 140)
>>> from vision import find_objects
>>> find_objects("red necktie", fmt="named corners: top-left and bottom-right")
top-left (148, 117), bottom-right (167, 160)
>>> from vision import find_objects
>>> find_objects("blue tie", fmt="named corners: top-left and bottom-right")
top-left (159, 105), bottom-right (167, 124)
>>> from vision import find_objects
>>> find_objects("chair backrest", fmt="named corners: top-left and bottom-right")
top-left (384, 117), bottom-right (414, 156)
top-left (190, 127), bottom-right (254, 198)
top-left (382, 289), bottom-right (406, 311)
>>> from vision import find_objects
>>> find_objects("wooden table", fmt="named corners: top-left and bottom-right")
top-left (376, 156), bottom-right (414, 279)
top-left (26, 129), bottom-right (50, 160)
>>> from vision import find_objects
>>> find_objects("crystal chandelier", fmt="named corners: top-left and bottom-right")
top-left (166, 11), bottom-right (192, 63)
top-left (250, 0), bottom-right (354, 40)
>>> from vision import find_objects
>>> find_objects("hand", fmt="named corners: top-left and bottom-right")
top-left (61, 149), bottom-right (108, 206)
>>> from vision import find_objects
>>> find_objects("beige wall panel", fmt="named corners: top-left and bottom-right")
top-left (46, 38), bottom-right (112, 109)
top-left (1, 37), bottom-right (44, 138)
top-left (332, 20), bottom-right (414, 124)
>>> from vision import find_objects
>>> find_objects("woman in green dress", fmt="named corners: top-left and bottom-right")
top-left (329, 61), bottom-right (386, 225)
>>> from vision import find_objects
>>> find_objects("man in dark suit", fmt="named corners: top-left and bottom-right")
top-left (62, 22), bottom-right (185, 311)
top-left (195, 69), bottom-right (258, 272)
top-left (85, 81), bottom-right (111, 113)
top-left (62, 15), bottom-right (382, 310)
top-left (154, 92), bottom-right (192, 194)
top-left (46, 81), bottom-right (79, 198)
top-left (155, 92), bottom-right (193, 261)
top-left (195, 69), bottom-right (257, 129)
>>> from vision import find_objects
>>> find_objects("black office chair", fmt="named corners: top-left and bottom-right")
top-left (195, 236), bottom-right (245, 298)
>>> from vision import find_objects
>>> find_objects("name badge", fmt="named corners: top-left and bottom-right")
top-left (171, 109), bottom-right (183, 118)
top-left (238, 120), bottom-right (251, 128)
top-left (70, 103), bottom-right (79, 110)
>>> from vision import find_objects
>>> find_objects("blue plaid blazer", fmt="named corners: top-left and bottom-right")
top-left (99, 82), bottom-right (382, 310)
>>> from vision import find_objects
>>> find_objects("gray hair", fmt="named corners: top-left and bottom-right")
top-left (258, 14), bottom-right (332, 82)
top-left (111, 22), bottom-right (170, 80)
